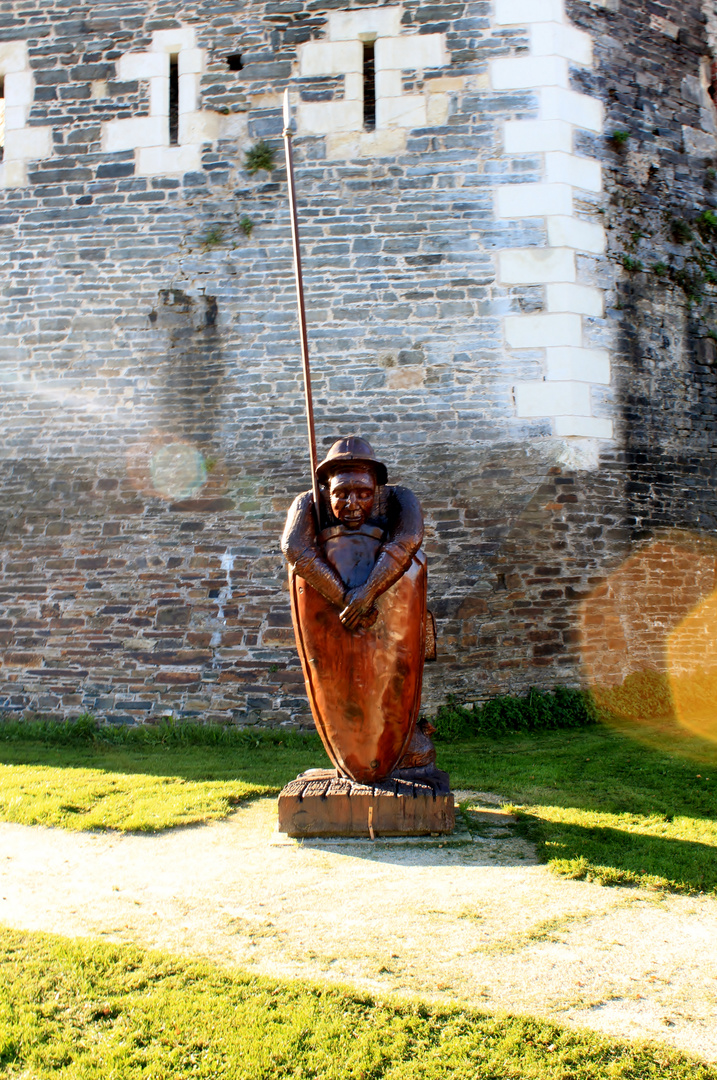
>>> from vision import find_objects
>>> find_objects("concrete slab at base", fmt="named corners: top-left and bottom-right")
top-left (277, 769), bottom-right (455, 838)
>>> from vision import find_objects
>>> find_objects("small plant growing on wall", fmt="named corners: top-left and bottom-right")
top-left (608, 130), bottom-right (630, 152)
top-left (670, 218), bottom-right (693, 244)
top-left (244, 139), bottom-right (276, 174)
top-left (202, 225), bottom-right (225, 247)
top-left (239, 214), bottom-right (254, 237)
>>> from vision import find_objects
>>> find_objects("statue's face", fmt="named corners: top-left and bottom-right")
top-left (329, 467), bottom-right (376, 529)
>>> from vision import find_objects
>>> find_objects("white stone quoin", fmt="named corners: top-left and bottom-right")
top-left (0, 42), bottom-right (54, 188)
top-left (295, 7), bottom-right (449, 157)
top-left (492, 0), bottom-right (611, 446)
top-left (101, 27), bottom-right (221, 176)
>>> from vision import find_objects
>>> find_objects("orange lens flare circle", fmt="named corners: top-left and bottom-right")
top-left (579, 532), bottom-right (717, 745)
top-left (667, 590), bottom-right (717, 744)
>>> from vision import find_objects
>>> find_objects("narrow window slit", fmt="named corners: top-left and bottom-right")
top-left (169, 55), bottom-right (179, 146)
top-left (363, 41), bottom-right (376, 132)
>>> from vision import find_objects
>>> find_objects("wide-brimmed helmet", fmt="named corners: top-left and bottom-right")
top-left (316, 436), bottom-right (388, 485)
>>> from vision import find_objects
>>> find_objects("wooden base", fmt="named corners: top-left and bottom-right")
top-left (277, 768), bottom-right (455, 838)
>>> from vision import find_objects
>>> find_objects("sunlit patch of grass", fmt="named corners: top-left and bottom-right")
top-left (440, 724), bottom-right (717, 896)
top-left (0, 739), bottom-right (329, 832)
top-left (0, 762), bottom-right (272, 832)
top-left (0, 927), bottom-right (714, 1080)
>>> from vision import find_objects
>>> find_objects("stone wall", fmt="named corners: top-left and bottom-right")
top-left (0, 0), bottom-right (715, 724)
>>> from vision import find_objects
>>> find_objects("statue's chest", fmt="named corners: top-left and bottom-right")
top-left (320, 524), bottom-right (384, 589)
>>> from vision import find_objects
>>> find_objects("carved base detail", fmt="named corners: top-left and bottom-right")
top-left (277, 768), bottom-right (455, 838)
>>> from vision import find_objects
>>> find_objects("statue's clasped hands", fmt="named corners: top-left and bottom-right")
top-left (340, 585), bottom-right (378, 630)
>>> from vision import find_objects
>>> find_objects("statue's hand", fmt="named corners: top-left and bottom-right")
top-left (339, 585), bottom-right (377, 630)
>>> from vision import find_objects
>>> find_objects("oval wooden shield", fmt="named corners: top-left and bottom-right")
top-left (290, 551), bottom-right (427, 784)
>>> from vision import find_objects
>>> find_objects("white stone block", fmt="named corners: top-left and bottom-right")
top-left (3, 105), bottom-right (27, 132)
top-left (344, 72), bottom-right (363, 101)
top-left (179, 110), bottom-right (223, 144)
top-left (137, 144), bottom-right (201, 175)
top-left (326, 131), bottom-right (362, 159)
top-left (118, 51), bottom-right (167, 81)
top-left (554, 415), bottom-right (613, 438)
top-left (498, 247), bottom-right (575, 283)
top-left (362, 127), bottom-right (407, 156)
top-left (377, 94), bottom-right (426, 129)
top-left (328, 7), bottom-right (402, 41)
top-left (545, 151), bottom-right (602, 191)
top-left (374, 33), bottom-right (446, 72)
top-left (4, 125), bottom-right (52, 161)
top-left (491, 55), bottom-right (568, 90)
top-left (3, 71), bottom-right (33, 107)
top-left (102, 115), bottom-right (167, 152)
top-left (505, 312), bottom-right (582, 349)
top-left (539, 86), bottom-right (602, 132)
top-left (547, 215), bottom-right (606, 253)
top-left (0, 41), bottom-right (28, 74)
top-left (496, 182), bottom-right (573, 219)
top-left (426, 92), bottom-right (449, 125)
top-left (299, 40), bottom-right (362, 77)
top-left (325, 126), bottom-right (408, 159)
top-left (515, 379), bottom-right (591, 418)
top-left (650, 14), bottom-right (679, 39)
top-left (428, 76), bottom-right (465, 93)
top-left (298, 99), bottom-right (362, 135)
top-left (179, 72), bottom-right (200, 114)
top-left (530, 22), bottom-right (592, 64)
top-left (494, 0), bottom-right (565, 23)
top-left (150, 76), bottom-right (169, 116)
top-left (1, 160), bottom-right (27, 187)
top-left (504, 118), bottom-right (572, 153)
top-left (151, 27), bottom-right (196, 54)
top-left (682, 125), bottom-right (717, 157)
top-left (546, 283), bottom-right (604, 317)
top-left (545, 346), bottom-right (610, 382)
top-left (179, 48), bottom-right (204, 75)
top-left (375, 69), bottom-right (402, 98)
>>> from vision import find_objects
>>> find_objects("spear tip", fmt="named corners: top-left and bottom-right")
top-left (283, 88), bottom-right (291, 135)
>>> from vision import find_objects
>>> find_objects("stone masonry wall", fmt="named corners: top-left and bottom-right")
top-left (0, 0), bottom-right (715, 724)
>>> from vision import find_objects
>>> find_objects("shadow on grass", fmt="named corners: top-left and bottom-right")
top-left (521, 815), bottom-right (717, 895)
top-left (439, 723), bottom-right (717, 823)
top-left (0, 737), bottom-right (330, 793)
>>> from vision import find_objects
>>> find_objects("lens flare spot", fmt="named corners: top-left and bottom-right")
top-left (149, 443), bottom-right (207, 500)
top-left (579, 532), bottom-right (717, 743)
top-left (667, 590), bottom-right (717, 743)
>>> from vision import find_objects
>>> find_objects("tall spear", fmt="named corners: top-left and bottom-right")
top-left (282, 89), bottom-right (321, 527)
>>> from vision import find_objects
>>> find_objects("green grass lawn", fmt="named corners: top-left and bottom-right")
top-left (0, 737), bottom-right (326, 831)
top-left (0, 721), bottom-right (715, 894)
top-left (440, 723), bottom-right (717, 895)
top-left (0, 926), bottom-right (714, 1080)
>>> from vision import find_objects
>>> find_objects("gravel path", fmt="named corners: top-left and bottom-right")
top-left (1, 793), bottom-right (715, 1062)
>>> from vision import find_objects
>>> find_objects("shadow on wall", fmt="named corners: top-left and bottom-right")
top-left (151, 287), bottom-right (224, 446)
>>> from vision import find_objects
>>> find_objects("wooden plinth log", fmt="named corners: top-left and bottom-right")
top-left (277, 769), bottom-right (455, 838)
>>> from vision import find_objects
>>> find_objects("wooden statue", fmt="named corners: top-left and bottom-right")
top-left (277, 95), bottom-right (453, 834)
top-left (282, 437), bottom-right (430, 784)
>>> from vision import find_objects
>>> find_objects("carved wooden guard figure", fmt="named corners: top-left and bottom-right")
top-left (282, 436), bottom-right (431, 785)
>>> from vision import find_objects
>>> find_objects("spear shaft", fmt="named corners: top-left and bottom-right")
top-left (282, 90), bottom-right (321, 526)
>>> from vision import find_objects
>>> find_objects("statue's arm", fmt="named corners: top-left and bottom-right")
top-left (281, 491), bottom-right (347, 609)
top-left (339, 486), bottom-right (424, 629)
